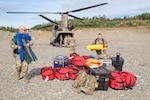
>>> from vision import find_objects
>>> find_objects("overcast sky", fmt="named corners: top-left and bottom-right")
top-left (0, 0), bottom-right (150, 28)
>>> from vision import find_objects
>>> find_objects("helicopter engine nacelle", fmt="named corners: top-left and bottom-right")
top-left (54, 25), bottom-right (59, 30)
top-left (68, 25), bottom-right (74, 31)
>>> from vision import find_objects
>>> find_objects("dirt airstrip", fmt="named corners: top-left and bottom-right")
top-left (0, 27), bottom-right (150, 100)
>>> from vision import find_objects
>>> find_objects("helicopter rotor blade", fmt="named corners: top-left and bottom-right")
top-left (68, 14), bottom-right (83, 20)
top-left (68, 3), bottom-right (108, 13)
top-left (6, 3), bottom-right (108, 15)
top-left (33, 24), bottom-right (53, 29)
top-left (39, 15), bottom-right (58, 24)
top-left (7, 12), bottom-right (61, 14)
top-left (34, 24), bottom-right (53, 29)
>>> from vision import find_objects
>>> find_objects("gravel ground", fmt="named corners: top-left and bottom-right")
top-left (0, 27), bottom-right (150, 100)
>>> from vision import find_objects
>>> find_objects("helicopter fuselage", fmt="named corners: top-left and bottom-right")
top-left (50, 30), bottom-right (74, 46)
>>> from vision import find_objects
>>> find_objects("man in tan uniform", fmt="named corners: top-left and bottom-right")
top-left (68, 35), bottom-right (76, 53)
top-left (10, 25), bottom-right (37, 83)
top-left (59, 35), bottom-right (63, 46)
top-left (93, 33), bottom-right (108, 59)
top-left (64, 35), bottom-right (69, 47)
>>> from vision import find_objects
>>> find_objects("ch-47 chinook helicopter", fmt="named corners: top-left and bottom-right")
top-left (7, 3), bottom-right (108, 47)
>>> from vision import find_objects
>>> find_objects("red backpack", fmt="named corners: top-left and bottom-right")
top-left (41, 66), bottom-right (55, 81)
top-left (109, 71), bottom-right (137, 90)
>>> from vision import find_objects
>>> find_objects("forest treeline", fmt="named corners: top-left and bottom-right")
top-left (0, 13), bottom-right (150, 32)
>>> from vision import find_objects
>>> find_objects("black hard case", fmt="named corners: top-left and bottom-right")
top-left (89, 67), bottom-right (110, 91)
top-left (111, 53), bottom-right (124, 71)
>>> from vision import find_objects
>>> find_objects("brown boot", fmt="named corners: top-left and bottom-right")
top-left (16, 72), bottom-right (20, 80)
top-left (24, 74), bottom-right (30, 83)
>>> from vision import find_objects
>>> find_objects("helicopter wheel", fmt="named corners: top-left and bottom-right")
top-left (52, 43), bottom-right (56, 46)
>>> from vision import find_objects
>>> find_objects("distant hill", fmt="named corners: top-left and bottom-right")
top-left (31, 13), bottom-right (150, 31)
top-left (0, 13), bottom-right (150, 32)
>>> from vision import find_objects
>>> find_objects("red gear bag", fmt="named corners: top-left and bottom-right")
top-left (41, 66), bottom-right (55, 81)
top-left (109, 71), bottom-right (137, 90)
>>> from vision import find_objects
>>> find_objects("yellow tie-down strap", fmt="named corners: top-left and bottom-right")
top-left (87, 44), bottom-right (106, 51)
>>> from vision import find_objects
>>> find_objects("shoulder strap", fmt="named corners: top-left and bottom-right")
top-left (95, 38), bottom-right (104, 45)
top-left (102, 38), bottom-right (105, 46)
top-left (94, 38), bottom-right (98, 44)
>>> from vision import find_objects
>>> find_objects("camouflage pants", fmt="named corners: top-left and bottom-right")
top-left (14, 54), bottom-right (28, 75)
top-left (64, 37), bottom-right (69, 47)
top-left (70, 45), bottom-right (76, 53)
top-left (96, 50), bottom-right (102, 59)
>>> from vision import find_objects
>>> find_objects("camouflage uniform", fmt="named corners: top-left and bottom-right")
top-left (68, 35), bottom-right (76, 53)
top-left (72, 71), bottom-right (96, 95)
top-left (59, 35), bottom-right (63, 46)
top-left (9, 36), bottom-right (34, 83)
top-left (72, 71), bottom-right (87, 89)
top-left (80, 74), bottom-right (96, 95)
top-left (94, 34), bottom-right (107, 59)
top-left (64, 35), bottom-right (69, 47)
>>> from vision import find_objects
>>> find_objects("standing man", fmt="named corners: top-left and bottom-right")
top-left (59, 35), bottom-right (63, 47)
top-left (93, 33), bottom-right (108, 59)
top-left (68, 34), bottom-right (76, 53)
top-left (10, 25), bottom-right (37, 83)
top-left (64, 35), bottom-right (69, 47)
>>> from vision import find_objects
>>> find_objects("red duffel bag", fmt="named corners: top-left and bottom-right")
top-left (54, 67), bottom-right (70, 80)
top-left (70, 53), bottom-right (87, 66)
top-left (68, 65), bottom-right (79, 80)
top-left (41, 66), bottom-right (55, 81)
top-left (109, 71), bottom-right (137, 90)
top-left (68, 65), bottom-right (88, 80)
